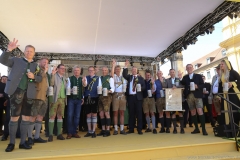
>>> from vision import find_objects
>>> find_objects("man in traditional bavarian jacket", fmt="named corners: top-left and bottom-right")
top-left (0, 39), bottom-right (42, 152)
top-left (97, 66), bottom-right (115, 137)
top-left (48, 64), bottom-right (67, 142)
top-left (143, 70), bottom-right (157, 134)
top-left (66, 65), bottom-right (87, 139)
top-left (179, 64), bottom-right (208, 136)
top-left (84, 66), bottom-right (99, 138)
top-left (27, 58), bottom-right (49, 145)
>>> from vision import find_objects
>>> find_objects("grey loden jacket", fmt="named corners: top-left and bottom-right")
top-left (0, 52), bottom-right (42, 99)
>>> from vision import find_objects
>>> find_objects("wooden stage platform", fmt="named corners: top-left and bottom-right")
top-left (0, 124), bottom-right (239, 160)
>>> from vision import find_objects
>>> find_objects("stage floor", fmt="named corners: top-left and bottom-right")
top-left (0, 124), bottom-right (239, 160)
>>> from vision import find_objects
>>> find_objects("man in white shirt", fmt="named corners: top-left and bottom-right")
top-left (97, 66), bottom-right (115, 137)
top-left (210, 64), bottom-right (222, 125)
top-left (111, 60), bottom-right (127, 135)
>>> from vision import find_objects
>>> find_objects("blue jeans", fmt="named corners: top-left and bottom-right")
top-left (67, 98), bottom-right (82, 134)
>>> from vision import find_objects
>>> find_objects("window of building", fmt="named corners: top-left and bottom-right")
top-left (195, 64), bottom-right (198, 69)
top-left (222, 49), bottom-right (226, 56)
top-left (214, 69), bottom-right (217, 75)
top-left (207, 71), bottom-right (211, 79)
top-left (206, 58), bottom-right (211, 64)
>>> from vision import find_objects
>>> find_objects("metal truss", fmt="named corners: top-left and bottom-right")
top-left (34, 52), bottom-right (154, 63)
top-left (0, 31), bottom-right (23, 57)
top-left (155, 1), bottom-right (240, 63)
top-left (1, 1), bottom-right (239, 63)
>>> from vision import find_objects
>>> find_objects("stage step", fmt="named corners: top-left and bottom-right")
top-left (0, 124), bottom-right (238, 160)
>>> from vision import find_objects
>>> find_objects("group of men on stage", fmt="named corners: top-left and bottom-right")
top-left (0, 39), bottom-right (213, 153)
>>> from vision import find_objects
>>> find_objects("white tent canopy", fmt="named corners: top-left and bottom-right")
top-left (0, 0), bottom-right (224, 58)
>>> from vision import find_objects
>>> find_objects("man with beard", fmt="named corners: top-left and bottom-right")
top-left (27, 58), bottom-right (49, 144)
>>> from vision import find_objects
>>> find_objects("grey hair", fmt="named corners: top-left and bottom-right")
top-left (73, 65), bottom-right (81, 70)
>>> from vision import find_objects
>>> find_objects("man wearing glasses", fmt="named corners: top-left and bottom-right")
top-left (48, 64), bottom-right (67, 142)
top-left (83, 66), bottom-right (99, 138)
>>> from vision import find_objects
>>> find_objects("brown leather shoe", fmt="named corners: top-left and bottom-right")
top-left (72, 134), bottom-right (81, 138)
top-left (66, 134), bottom-right (72, 139)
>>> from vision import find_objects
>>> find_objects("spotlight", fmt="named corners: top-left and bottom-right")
top-left (192, 38), bottom-right (198, 44)
top-left (228, 13), bottom-right (234, 19)
top-left (205, 30), bottom-right (209, 35)
top-left (208, 26), bottom-right (215, 34)
top-left (200, 32), bottom-right (205, 36)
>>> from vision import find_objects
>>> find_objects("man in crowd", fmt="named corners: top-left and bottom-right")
top-left (123, 60), bottom-right (145, 135)
top-left (111, 60), bottom-right (127, 135)
top-left (66, 65), bottom-right (87, 139)
top-left (143, 70), bottom-right (157, 134)
top-left (210, 64), bottom-right (222, 125)
top-left (48, 64), bottom-right (67, 142)
top-left (179, 64), bottom-right (208, 135)
top-left (202, 75), bottom-right (215, 127)
top-left (0, 76), bottom-right (8, 136)
top-left (0, 39), bottom-right (42, 152)
top-left (166, 69), bottom-right (185, 134)
top-left (97, 66), bottom-right (114, 137)
top-left (83, 66), bottom-right (99, 138)
top-left (27, 58), bottom-right (49, 145)
top-left (155, 71), bottom-right (171, 133)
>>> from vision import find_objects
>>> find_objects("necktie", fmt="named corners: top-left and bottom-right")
top-left (132, 76), bottom-right (136, 92)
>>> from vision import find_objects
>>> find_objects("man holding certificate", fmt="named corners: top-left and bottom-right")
top-left (165, 69), bottom-right (184, 134)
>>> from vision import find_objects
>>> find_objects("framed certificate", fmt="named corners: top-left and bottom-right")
top-left (164, 88), bottom-right (184, 111)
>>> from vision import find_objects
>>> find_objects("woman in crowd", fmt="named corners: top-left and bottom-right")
top-left (218, 59), bottom-right (240, 126)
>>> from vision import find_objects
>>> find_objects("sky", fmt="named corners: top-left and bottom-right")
top-left (0, 21), bottom-right (223, 77)
top-left (160, 21), bottom-right (223, 76)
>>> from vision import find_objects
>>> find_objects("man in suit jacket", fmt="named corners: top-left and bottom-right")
top-left (166, 69), bottom-right (185, 134)
top-left (0, 39), bottom-right (42, 152)
top-left (202, 75), bottom-right (215, 127)
top-left (179, 64), bottom-right (208, 135)
top-left (48, 64), bottom-right (67, 142)
top-left (123, 60), bottom-right (146, 135)
top-left (0, 77), bottom-right (7, 136)
top-left (27, 58), bottom-right (50, 145)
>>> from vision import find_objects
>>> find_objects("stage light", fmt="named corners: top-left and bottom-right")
top-left (200, 32), bottom-right (205, 36)
top-left (208, 26), bottom-right (215, 34)
top-left (205, 30), bottom-right (210, 34)
top-left (192, 38), bottom-right (198, 44)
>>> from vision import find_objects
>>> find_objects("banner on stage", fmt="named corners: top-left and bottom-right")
top-left (165, 88), bottom-right (183, 111)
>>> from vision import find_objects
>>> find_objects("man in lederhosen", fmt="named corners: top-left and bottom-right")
top-left (27, 58), bottom-right (49, 145)
top-left (179, 64), bottom-right (208, 136)
top-left (142, 70), bottom-right (157, 134)
top-left (83, 66), bottom-right (99, 138)
top-left (0, 39), bottom-right (42, 152)
top-left (165, 69), bottom-right (185, 134)
top-left (111, 60), bottom-right (127, 135)
top-left (97, 66), bottom-right (114, 137)
top-left (155, 71), bottom-right (171, 133)
top-left (48, 64), bottom-right (67, 142)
